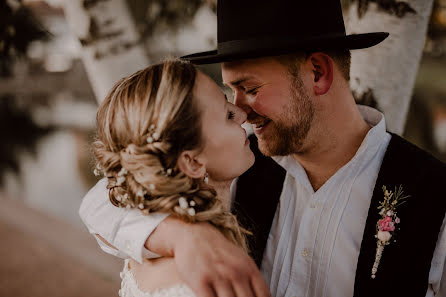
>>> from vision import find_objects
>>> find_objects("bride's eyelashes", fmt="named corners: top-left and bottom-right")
top-left (227, 110), bottom-right (235, 120)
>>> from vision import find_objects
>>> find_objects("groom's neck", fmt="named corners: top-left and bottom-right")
top-left (293, 102), bottom-right (371, 192)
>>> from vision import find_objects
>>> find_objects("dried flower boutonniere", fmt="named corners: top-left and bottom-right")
top-left (371, 185), bottom-right (409, 279)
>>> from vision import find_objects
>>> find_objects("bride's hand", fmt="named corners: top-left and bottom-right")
top-left (146, 217), bottom-right (271, 297)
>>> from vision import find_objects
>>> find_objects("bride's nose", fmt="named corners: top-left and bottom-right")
top-left (234, 105), bottom-right (247, 125)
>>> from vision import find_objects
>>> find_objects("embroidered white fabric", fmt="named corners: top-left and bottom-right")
top-left (119, 260), bottom-right (196, 297)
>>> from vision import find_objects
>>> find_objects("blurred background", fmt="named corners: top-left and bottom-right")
top-left (0, 0), bottom-right (445, 296)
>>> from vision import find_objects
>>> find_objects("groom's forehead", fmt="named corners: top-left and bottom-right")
top-left (221, 59), bottom-right (263, 84)
top-left (221, 57), bottom-right (284, 86)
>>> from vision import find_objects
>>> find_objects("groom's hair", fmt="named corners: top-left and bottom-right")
top-left (274, 49), bottom-right (351, 81)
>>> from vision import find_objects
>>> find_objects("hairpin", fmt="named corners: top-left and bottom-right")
top-left (178, 197), bottom-right (196, 216)
top-left (93, 164), bottom-right (102, 176)
top-left (147, 124), bottom-right (160, 144)
top-left (159, 167), bottom-right (174, 176)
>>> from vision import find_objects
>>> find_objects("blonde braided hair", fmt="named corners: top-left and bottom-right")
top-left (93, 59), bottom-right (249, 252)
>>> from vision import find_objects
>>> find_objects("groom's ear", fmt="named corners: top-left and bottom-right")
top-left (177, 150), bottom-right (206, 179)
top-left (308, 52), bottom-right (333, 96)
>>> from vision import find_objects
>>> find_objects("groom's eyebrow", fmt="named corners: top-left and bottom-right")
top-left (223, 76), bottom-right (255, 87)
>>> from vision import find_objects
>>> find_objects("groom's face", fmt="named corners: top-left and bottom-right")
top-left (222, 57), bottom-right (315, 156)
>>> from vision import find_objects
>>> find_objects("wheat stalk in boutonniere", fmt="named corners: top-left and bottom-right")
top-left (371, 185), bottom-right (410, 279)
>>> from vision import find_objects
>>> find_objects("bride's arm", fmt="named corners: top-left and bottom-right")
top-left (146, 216), bottom-right (270, 297)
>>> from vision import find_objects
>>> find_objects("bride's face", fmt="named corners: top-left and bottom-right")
top-left (194, 70), bottom-right (255, 181)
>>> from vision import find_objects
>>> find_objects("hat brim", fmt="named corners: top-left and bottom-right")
top-left (181, 32), bottom-right (389, 65)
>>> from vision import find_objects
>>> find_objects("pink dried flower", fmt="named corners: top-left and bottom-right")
top-left (378, 216), bottom-right (395, 232)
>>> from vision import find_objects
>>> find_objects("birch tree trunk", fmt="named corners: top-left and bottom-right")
top-left (63, 0), bottom-right (149, 103)
top-left (345, 0), bottom-right (434, 134)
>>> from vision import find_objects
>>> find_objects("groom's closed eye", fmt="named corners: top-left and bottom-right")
top-left (246, 87), bottom-right (259, 95)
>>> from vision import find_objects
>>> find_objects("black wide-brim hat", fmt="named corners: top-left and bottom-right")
top-left (182, 0), bottom-right (389, 65)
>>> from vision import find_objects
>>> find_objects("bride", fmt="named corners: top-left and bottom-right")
top-left (92, 59), bottom-right (255, 297)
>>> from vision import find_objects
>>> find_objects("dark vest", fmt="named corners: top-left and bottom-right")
top-left (233, 133), bottom-right (446, 297)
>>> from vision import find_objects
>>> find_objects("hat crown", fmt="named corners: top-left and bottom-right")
top-left (181, 0), bottom-right (388, 64)
top-left (217, 0), bottom-right (347, 43)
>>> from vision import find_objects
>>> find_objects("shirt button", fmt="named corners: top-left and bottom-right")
top-left (301, 248), bottom-right (311, 257)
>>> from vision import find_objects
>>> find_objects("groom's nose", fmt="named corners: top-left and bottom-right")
top-left (234, 90), bottom-right (254, 116)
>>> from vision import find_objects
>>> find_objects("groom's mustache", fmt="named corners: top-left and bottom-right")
top-left (247, 112), bottom-right (270, 126)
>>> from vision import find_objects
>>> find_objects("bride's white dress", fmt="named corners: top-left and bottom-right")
top-left (119, 259), bottom-right (196, 297)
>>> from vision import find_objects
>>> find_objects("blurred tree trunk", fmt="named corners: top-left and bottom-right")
top-left (63, 0), bottom-right (149, 103)
top-left (344, 0), bottom-right (434, 134)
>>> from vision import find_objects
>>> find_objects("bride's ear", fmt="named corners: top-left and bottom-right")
top-left (177, 150), bottom-right (206, 179)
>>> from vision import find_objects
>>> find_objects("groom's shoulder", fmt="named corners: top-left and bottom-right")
top-left (386, 132), bottom-right (446, 180)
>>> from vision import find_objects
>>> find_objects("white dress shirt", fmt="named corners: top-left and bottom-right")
top-left (79, 105), bottom-right (446, 296)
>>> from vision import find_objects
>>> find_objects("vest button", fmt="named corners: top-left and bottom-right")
top-left (301, 248), bottom-right (311, 257)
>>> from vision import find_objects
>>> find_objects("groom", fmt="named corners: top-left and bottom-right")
top-left (80, 1), bottom-right (446, 297)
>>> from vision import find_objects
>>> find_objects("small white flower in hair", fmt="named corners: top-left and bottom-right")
top-left (116, 196), bottom-right (122, 201)
top-left (147, 136), bottom-right (154, 144)
top-left (166, 168), bottom-right (173, 176)
top-left (138, 203), bottom-right (144, 209)
top-left (189, 200), bottom-right (196, 207)
top-left (187, 208), bottom-right (196, 216)
top-left (127, 145), bottom-right (136, 154)
top-left (93, 164), bottom-right (102, 176)
top-left (136, 189), bottom-right (145, 197)
top-left (179, 197), bottom-right (188, 209)
top-left (123, 193), bottom-right (129, 201)
top-left (118, 167), bottom-right (128, 177)
top-left (152, 132), bottom-right (159, 141)
top-left (149, 184), bottom-right (156, 191)
top-left (149, 124), bottom-right (156, 131)
top-left (116, 176), bottom-right (125, 186)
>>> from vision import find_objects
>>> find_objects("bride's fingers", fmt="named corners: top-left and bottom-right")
top-left (232, 278), bottom-right (255, 297)
top-left (250, 275), bottom-right (271, 297)
top-left (212, 280), bottom-right (235, 297)
top-left (192, 278), bottom-right (217, 297)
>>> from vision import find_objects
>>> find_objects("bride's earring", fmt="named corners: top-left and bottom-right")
top-left (203, 172), bottom-right (209, 184)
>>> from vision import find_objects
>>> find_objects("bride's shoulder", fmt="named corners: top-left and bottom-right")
top-left (121, 258), bottom-right (195, 297)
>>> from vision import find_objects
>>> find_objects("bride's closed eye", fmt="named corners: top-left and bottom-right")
top-left (227, 110), bottom-right (235, 120)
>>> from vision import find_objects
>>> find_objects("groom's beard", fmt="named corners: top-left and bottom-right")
top-left (257, 76), bottom-right (314, 157)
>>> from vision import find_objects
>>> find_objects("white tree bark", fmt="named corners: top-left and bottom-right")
top-left (63, 0), bottom-right (149, 103)
top-left (345, 0), bottom-right (434, 134)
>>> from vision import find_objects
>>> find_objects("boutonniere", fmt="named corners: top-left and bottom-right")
top-left (371, 185), bottom-right (409, 279)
